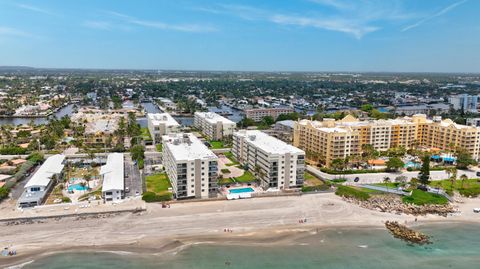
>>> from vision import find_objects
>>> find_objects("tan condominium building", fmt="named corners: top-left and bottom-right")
top-left (147, 113), bottom-right (180, 144)
top-left (233, 130), bottom-right (305, 190)
top-left (245, 107), bottom-right (294, 122)
top-left (294, 114), bottom-right (480, 167)
top-left (162, 133), bottom-right (218, 199)
top-left (194, 112), bottom-right (236, 140)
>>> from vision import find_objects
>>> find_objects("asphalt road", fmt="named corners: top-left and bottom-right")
top-left (124, 154), bottom-right (143, 198)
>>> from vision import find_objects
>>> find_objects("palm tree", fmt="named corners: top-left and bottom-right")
top-left (383, 176), bottom-right (391, 191)
top-left (460, 174), bottom-right (468, 189)
top-left (410, 177), bottom-right (419, 188)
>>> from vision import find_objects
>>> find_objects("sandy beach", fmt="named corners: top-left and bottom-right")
top-left (1, 193), bottom-right (480, 268)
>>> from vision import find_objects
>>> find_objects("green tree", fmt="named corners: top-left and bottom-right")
top-left (456, 148), bottom-right (476, 169)
top-left (130, 144), bottom-right (145, 161)
top-left (386, 157), bottom-right (404, 172)
top-left (418, 155), bottom-right (431, 186)
top-left (331, 158), bottom-right (346, 171)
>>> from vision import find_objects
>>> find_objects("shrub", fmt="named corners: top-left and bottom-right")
top-left (142, 191), bottom-right (172, 202)
top-left (320, 167), bottom-right (386, 175)
top-left (458, 188), bottom-right (480, 198)
top-left (0, 187), bottom-right (10, 201)
top-left (221, 168), bottom-right (230, 174)
top-left (301, 184), bottom-right (330, 192)
top-left (335, 185), bottom-right (370, 201)
top-left (62, 197), bottom-right (72, 203)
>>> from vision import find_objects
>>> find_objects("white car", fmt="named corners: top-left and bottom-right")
top-left (473, 208), bottom-right (480, 213)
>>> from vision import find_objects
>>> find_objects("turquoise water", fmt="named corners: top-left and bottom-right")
top-left (68, 184), bottom-right (88, 191)
top-left (229, 187), bottom-right (254, 194)
top-left (23, 223), bottom-right (480, 269)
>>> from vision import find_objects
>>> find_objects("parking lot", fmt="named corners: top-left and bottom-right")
top-left (124, 154), bottom-right (143, 198)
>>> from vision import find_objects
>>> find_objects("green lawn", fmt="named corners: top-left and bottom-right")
top-left (335, 185), bottom-right (370, 201)
top-left (224, 151), bottom-right (240, 166)
top-left (218, 177), bottom-right (235, 185)
top-left (372, 182), bottom-right (400, 189)
top-left (146, 173), bottom-right (171, 195)
top-left (209, 141), bottom-right (225, 149)
top-left (141, 127), bottom-right (152, 141)
top-left (402, 189), bottom-right (449, 205)
top-left (156, 143), bottom-right (163, 152)
top-left (430, 178), bottom-right (480, 197)
top-left (304, 172), bottom-right (324, 186)
top-left (235, 171), bottom-right (256, 183)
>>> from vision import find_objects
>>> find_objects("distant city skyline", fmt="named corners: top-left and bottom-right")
top-left (0, 0), bottom-right (479, 72)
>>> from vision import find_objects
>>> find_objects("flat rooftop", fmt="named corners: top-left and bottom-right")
top-left (163, 133), bottom-right (217, 161)
top-left (147, 113), bottom-right (180, 127)
top-left (25, 154), bottom-right (65, 189)
top-left (195, 112), bottom-right (235, 125)
top-left (101, 153), bottom-right (125, 192)
top-left (235, 130), bottom-right (304, 155)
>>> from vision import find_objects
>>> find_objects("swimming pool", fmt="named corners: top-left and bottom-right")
top-left (68, 184), bottom-right (88, 191)
top-left (229, 187), bottom-right (254, 194)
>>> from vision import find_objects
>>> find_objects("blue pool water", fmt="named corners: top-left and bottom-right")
top-left (68, 184), bottom-right (88, 191)
top-left (404, 161), bottom-right (420, 168)
top-left (229, 187), bottom-right (254, 194)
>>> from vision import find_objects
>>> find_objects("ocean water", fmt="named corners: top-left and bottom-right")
top-left (23, 223), bottom-right (480, 269)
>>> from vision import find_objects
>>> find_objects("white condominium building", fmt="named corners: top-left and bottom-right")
top-left (101, 153), bottom-right (125, 202)
top-left (245, 107), bottom-right (294, 122)
top-left (232, 130), bottom-right (305, 190)
top-left (162, 133), bottom-right (219, 199)
top-left (147, 113), bottom-right (181, 144)
top-left (194, 112), bottom-right (235, 140)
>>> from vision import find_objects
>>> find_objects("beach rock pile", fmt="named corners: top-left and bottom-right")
top-left (343, 195), bottom-right (455, 216)
top-left (385, 221), bottom-right (431, 245)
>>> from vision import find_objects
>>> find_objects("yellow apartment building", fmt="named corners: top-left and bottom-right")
top-left (293, 114), bottom-right (480, 167)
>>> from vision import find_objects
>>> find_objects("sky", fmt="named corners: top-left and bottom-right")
top-left (0, 0), bottom-right (479, 72)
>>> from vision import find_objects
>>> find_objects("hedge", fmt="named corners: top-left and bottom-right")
top-left (320, 167), bottom-right (386, 175)
top-left (142, 191), bottom-right (172, 202)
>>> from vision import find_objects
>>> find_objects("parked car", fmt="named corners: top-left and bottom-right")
top-left (476, 171), bottom-right (480, 177)
top-left (125, 187), bottom-right (130, 193)
top-left (473, 208), bottom-right (480, 213)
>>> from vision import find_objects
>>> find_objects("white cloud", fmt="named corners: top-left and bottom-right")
top-left (83, 21), bottom-right (112, 31)
top-left (270, 14), bottom-right (378, 39)
top-left (0, 26), bottom-right (31, 37)
top-left (402, 0), bottom-right (467, 31)
top-left (200, 4), bottom-right (385, 39)
top-left (103, 11), bottom-right (217, 33)
top-left (16, 3), bottom-right (57, 16)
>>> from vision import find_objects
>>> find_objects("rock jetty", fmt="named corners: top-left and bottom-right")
top-left (385, 221), bottom-right (431, 245)
top-left (343, 195), bottom-right (455, 216)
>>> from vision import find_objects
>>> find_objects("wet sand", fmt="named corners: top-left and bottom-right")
top-left (1, 193), bottom-right (479, 268)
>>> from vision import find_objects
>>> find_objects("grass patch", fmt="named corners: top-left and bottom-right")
top-left (209, 141), bottom-right (225, 149)
top-left (224, 152), bottom-right (240, 166)
top-left (221, 168), bottom-right (230, 174)
top-left (78, 188), bottom-right (102, 201)
top-left (146, 173), bottom-right (171, 195)
top-left (372, 182), bottom-right (400, 189)
top-left (218, 177), bottom-right (235, 185)
top-left (156, 143), bottom-right (163, 152)
top-left (429, 178), bottom-right (480, 197)
top-left (335, 185), bottom-right (370, 201)
top-left (141, 127), bottom-right (152, 141)
top-left (235, 171), bottom-right (255, 183)
top-left (402, 189), bottom-right (449, 205)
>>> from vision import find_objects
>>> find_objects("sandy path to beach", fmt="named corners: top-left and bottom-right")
top-left (1, 193), bottom-right (479, 267)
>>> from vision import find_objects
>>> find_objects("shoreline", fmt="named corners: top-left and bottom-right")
top-left (1, 193), bottom-right (480, 268)
top-left (3, 219), bottom-right (480, 268)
